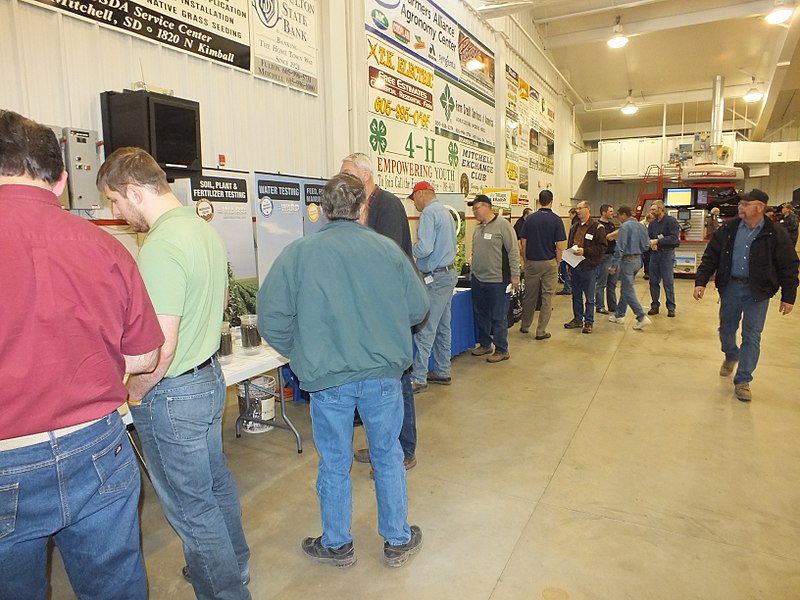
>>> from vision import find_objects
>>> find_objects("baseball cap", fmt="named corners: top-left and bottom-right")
top-left (467, 194), bottom-right (492, 207)
top-left (408, 181), bottom-right (435, 198)
top-left (740, 189), bottom-right (769, 204)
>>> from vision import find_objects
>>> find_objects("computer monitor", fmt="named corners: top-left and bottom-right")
top-left (694, 188), bottom-right (709, 206)
top-left (677, 207), bottom-right (691, 221)
top-left (664, 188), bottom-right (692, 206)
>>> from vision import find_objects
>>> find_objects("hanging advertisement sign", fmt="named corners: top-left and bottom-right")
top-left (251, 0), bottom-right (318, 94)
top-left (434, 70), bottom-right (495, 151)
top-left (460, 145), bottom-right (495, 199)
top-left (481, 188), bottom-right (512, 209)
top-left (24, 0), bottom-right (250, 70)
top-left (253, 173), bottom-right (303, 281)
top-left (364, 0), bottom-right (459, 76)
top-left (367, 34), bottom-right (434, 131)
top-left (457, 27), bottom-right (495, 98)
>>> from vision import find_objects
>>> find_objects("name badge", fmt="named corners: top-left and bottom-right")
top-left (657, 233), bottom-right (664, 239)
top-left (424, 275), bottom-right (434, 285)
top-left (585, 233), bottom-right (594, 240)
top-left (483, 233), bottom-right (492, 240)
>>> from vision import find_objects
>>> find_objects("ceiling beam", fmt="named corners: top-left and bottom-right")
top-left (578, 84), bottom-right (757, 111)
top-left (543, 1), bottom-right (776, 49)
top-left (582, 119), bottom-right (750, 142)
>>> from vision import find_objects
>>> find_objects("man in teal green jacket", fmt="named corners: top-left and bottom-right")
top-left (257, 173), bottom-right (429, 569)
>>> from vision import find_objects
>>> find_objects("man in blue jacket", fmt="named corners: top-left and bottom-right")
top-left (257, 173), bottom-right (429, 568)
top-left (694, 189), bottom-right (798, 402)
top-left (647, 200), bottom-right (680, 317)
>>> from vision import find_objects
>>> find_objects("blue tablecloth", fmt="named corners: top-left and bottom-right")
top-left (449, 288), bottom-right (477, 358)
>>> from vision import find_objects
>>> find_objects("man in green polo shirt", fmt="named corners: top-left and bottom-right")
top-left (97, 148), bottom-right (251, 600)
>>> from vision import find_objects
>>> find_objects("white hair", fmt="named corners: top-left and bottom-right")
top-left (342, 152), bottom-right (373, 176)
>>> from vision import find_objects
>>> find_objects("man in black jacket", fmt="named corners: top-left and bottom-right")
top-left (694, 189), bottom-right (799, 402)
top-left (564, 201), bottom-right (607, 333)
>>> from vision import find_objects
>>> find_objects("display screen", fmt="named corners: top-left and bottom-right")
top-left (664, 188), bottom-right (692, 206)
top-left (695, 188), bottom-right (708, 206)
top-left (149, 100), bottom-right (200, 169)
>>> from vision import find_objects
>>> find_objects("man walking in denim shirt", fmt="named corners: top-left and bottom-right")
top-left (409, 181), bottom-right (458, 393)
top-left (694, 189), bottom-right (798, 402)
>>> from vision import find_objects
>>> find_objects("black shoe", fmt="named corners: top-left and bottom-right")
top-left (411, 382), bottom-right (428, 394)
top-left (582, 323), bottom-right (593, 334)
top-left (384, 525), bottom-right (423, 567)
top-left (556, 289), bottom-right (571, 295)
top-left (564, 319), bottom-right (582, 329)
top-left (301, 537), bottom-right (356, 568)
top-left (647, 308), bottom-right (659, 315)
top-left (426, 372), bottom-right (452, 385)
top-left (667, 310), bottom-right (676, 318)
top-left (182, 565), bottom-right (250, 586)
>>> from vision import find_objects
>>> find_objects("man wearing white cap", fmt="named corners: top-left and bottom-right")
top-left (694, 189), bottom-right (799, 402)
top-left (408, 181), bottom-right (457, 393)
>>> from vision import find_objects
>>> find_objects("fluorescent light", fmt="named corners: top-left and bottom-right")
top-left (766, 1), bottom-right (793, 24)
top-left (466, 58), bottom-right (484, 71)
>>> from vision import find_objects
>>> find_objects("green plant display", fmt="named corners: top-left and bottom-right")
top-left (223, 262), bottom-right (258, 326)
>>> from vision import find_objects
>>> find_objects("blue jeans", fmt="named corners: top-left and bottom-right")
top-left (310, 378), bottom-right (411, 549)
top-left (412, 269), bottom-right (457, 384)
top-left (0, 413), bottom-right (146, 600)
top-left (399, 370), bottom-right (416, 460)
top-left (649, 250), bottom-right (676, 311)
top-left (595, 254), bottom-right (618, 311)
top-left (719, 282), bottom-right (770, 385)
top-left (615, 256), bottom-right (646, 321)
top-left (571, 266), bottom-right (599, 324)
top-left (559, 261), bottom-right (572, 292)
top-left (471, 277), bottom-right (510, 353)
top-left (131, 359), bottom-right (250, 600)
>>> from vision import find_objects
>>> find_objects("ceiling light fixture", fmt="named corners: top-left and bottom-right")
top-left (607, 16), bottom-right (629, 49)
top-left (742, 77), bottom-right (764, 103)
top-left (621, 90), bottom-right (638, 114)
top-left (765, 0), bottom-right (793, 24)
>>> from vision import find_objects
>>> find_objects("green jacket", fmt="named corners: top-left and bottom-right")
top-left (257, 221), bottom-right (429, 392)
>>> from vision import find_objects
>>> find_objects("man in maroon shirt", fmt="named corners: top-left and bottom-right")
top-left (0, 110), bottom-right (164, 599)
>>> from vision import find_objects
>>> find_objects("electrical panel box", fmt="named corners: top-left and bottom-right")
top-left (47, 125), bottom-right (70, 209)
top-left (63, 128), bottom-right (102, 210)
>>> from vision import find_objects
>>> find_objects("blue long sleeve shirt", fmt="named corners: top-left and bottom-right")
top-left (647, 214), bottom-right (681, 250)
top-left (612, 218), bottom-right (651, 268)
top-left (412, 199), bottom-right (457, 273)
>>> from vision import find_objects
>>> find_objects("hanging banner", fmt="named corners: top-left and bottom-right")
top-left (457, 26), bottom-right (495, 98)
top-left (251, 0), bottom-right (318, 94)
top-left (253, 173), bottom-right (303, 281)
top-left (24, 0), bottom-right (250, 70)
top-left (434, 70), bottom-right (495, 151)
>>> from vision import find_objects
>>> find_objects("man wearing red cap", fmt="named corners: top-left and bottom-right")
top-left (694, 189), bottom-right (799, 402)
top-left (409, 181), bottom-right (457, 393)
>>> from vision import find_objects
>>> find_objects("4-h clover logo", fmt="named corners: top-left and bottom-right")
top-left (448, 142), bottom-right (459, 167)
top-left (440, 85), bottom-right (455, 121)
top-left (369, 119), bottom-right (387, 154)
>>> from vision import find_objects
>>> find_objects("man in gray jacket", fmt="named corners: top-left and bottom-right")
top-left (468, 194), bottom-right (520, 362)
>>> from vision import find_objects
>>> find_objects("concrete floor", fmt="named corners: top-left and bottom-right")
top-left (50, 277), bottom-right (800, 599)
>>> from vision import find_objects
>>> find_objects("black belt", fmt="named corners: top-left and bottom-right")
top-left (174, 355), bottom-right (214, 378)
top-left (422, 264), bottom-right (455, 277)
top-left (730, 276), bottom-right (750, 284)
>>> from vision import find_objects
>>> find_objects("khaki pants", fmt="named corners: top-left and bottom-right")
top-left (521, 259), bottom-right (558, 336)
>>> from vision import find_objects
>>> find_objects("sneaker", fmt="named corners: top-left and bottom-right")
top-left (534, 332), bottom-right (551, 340)
top-left (353, 448), bottom-right (370, 463)
top-left (667, 310), bottom-right (676, 318)
top-left (720, 359), bottom-right (738, 377)
top-left (647, 307), bottom-right (659, 315)
top-left (486, 352), bottom-right (510, 363)
top-left (608, 315), bottom-right (625, 324)
top-left (596, 308), bottom-right (609, 315)
top-left (384, 525), bottom-right (423, 567)
top-left (471, 346), bottom-right (493, 356)
top-left (427, 372), bottom-right (452, 385)
top-left (582, 323), bottom-right (593, 334)
top-left (632, 316), bottom-right (652, 330)
top-left (563, 319), bottom-right (582, 329)
top-left (301, 537), bottom-right (356, 568)
top-left (734, 383), bottom-right (752, 402)
top-left (411, 382), bottom-right (428, 394)
top-left (182, 566), bottom-right (250, 586)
